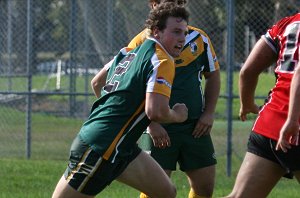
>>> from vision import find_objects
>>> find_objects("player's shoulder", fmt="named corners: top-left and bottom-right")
top-left (128, 29), bottom-right (149, 48)
top-left (274, 13), bottom-right (300, 28)
top-left (188, 25), bottom-right (209, 37)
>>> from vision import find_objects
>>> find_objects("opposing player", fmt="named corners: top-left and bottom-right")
top-left (51, 3), bottom-right (189, 198)
top-left (225, 13), bottom-right (300, 198)
top-left (129, 1), bottom-right (220, 198)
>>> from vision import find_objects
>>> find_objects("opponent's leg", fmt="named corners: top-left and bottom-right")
top-left (225, 152), bottom-right (285, 198)
top-left (185, 165), bottom-right (215, 198)
top-left (117, 151), bottom-right (176, 198)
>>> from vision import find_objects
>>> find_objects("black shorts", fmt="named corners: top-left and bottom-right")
top-left (63, 135), bottom-right (141, 196)
top-left (248, 131), bottom-right (300, 178)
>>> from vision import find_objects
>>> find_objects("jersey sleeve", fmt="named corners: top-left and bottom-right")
top-left (200, 31), bottom-right (220, 72)
top-left (146, 45), bottom-right (175, 98)
top-left (263, 16), bottom-right (291, 54)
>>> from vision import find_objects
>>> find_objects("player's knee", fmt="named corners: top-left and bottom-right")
top-left (156, 183), bottom-right (176, 198)
top-left (164, 183), bottom-right (177, 198)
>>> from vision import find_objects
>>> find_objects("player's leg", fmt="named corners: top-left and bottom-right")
top-left (180, 134), bottom-right (216, 198)
top-left (226, 152), bottom-right (285, 198)
top-left (139, 169), bottom-right (173, 198)
top-left (117, 150), bottom-right (176, 198)
top-left (185, 165), bottom-right (215, 198)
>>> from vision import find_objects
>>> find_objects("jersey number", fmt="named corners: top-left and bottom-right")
top-left (278, 22), bottom-right (300, 72)
top-left (104, 53), bottom-right (136, 93)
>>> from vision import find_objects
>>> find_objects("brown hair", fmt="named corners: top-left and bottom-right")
top-left (148, 0), bottom-right (187, 6)
top-left (145, 2), bottom-right (189, 31)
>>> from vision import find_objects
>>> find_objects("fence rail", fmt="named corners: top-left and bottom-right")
top-left (0, 0), bottom-right (298, 176)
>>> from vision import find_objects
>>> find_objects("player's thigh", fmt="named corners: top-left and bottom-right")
top-left (179, 134), bottom-right (216, 171)
top-left (117, 151), bottom-right (176, 198)
top-left (150, 134), bottom-right (182, 171)
top-left (185, 165), bottom-right (215, 195)
top-left (231, 152), bottom-right (285, 198)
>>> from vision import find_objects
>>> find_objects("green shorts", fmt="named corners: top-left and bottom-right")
top-left (64, 135), bottom-right (141, 196)
top-left (150, 133), bottom-right (216, 171)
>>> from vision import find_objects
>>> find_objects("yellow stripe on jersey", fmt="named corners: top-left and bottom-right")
top-left (146, 43), bottom-right (175, 98)
top-left (102, 100), bottom-right (146, 160)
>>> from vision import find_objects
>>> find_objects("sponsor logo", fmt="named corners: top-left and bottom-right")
top-left (190, 42), bottom-right (198, 55)
top-left (175, 59), bottom-right (184, 64)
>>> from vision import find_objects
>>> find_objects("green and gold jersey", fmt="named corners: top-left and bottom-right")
top-left (79, 38), bottom-right (175, 162)
top-left (129, 26), bottom-right (219, 120)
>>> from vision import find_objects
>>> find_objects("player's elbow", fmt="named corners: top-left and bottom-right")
top-left (90, 78), bottom-right (98, 89)
top-left (146, 107), bottom-right (168, 122)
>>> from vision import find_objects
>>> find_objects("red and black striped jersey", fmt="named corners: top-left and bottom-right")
top-left (253, 13), bottom-right (300, 141)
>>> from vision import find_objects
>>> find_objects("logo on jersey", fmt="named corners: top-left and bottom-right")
top-left (175, 59), bottom-right (183, 64)
top-left (156, 77), bottom-right (172, 88)
top-left (190, 42), bottom-right (198, 55)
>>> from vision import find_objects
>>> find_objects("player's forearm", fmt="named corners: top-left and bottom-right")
top-left (147, 104), bottom-right (182, 123)
top-left (239, 38), bottom-right (277, 107)
top-left (145, 93), bottom-right (187, 123)
top-left (239, 69), bottom-right (258, 107)
top-left (91, 68), bottom-right (108, 98)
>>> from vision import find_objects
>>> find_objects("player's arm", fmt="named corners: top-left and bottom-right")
top-left (91, 59), bottom-right (113, 98)
top-left (193, 69), bottom-right (220, 137)
top-left (239, 38), bottom-right (277, 121)
top-left (145, 92), bottom-right (187, 123)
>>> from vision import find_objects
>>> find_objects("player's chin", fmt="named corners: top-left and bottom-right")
top-left (171, 49), bottom-right (181, 57)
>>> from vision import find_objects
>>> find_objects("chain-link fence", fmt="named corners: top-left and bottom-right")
top-left (0, 0), bottom-right (299, 170)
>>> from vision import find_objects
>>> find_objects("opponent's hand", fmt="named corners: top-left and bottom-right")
top-left (239, 103), bottom-right (259, 121)
top-left (148, 122), bottom-right (171, 148)
top-left (192, 113), bottom-right (213, 138)
top-left (276, 119), bottom-right (299, 152)
top-left (172, 103), bottom-right (188, 122)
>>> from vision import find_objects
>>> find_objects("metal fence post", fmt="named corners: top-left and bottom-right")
top-left (226, 0), bottom-right (235, 177)
top-left (26, 0), bottom-right (33, 159)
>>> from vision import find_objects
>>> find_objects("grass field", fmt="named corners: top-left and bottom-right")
top-left (0, 121), bottom-right (299, 198)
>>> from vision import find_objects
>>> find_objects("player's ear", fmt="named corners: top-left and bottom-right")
top-left (151, 2), bottom-right (157, 9)
top-left (152, 27), bottom-right (160, 39)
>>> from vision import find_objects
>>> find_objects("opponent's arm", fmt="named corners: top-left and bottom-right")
top-left (239, 38), bottom-right (277, 121)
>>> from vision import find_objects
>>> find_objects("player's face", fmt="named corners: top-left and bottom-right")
top-left (155, 17), bottom-right (187, 57)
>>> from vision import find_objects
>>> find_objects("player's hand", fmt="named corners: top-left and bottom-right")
top-left (192, 113), bottom-right (213, 138)
top-left (276, 119), bottom-right (299, 152)
top-left (148, 122), bottom-right (171, 148)
top-left (172, 103), bottom-right (188, 122)
top-left (239, 103), bottom-right (259, 121)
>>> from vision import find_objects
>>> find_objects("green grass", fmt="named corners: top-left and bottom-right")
top-left (0, 121), bottom-right (299, 198)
